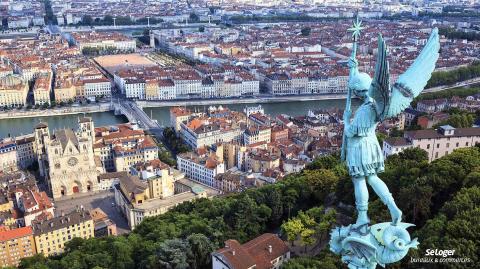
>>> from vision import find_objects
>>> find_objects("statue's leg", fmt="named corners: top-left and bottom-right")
top-left (352, 176), bottom-right (369, 226)
top-left (366, 174), bottom-right (402, 225)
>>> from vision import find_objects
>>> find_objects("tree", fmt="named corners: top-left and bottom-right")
top-left (186, 234), bottom-right (216, 269)
top-left (283, 188), bottom-right (299, 219)
top-left (281, 218), bottom-right (304, 246)
top-left (110, 237), bottom-right (134, 269)
top-left (147, 239), bottom-right (190, 269)
top-left (301, 27), bottom-right (311, 36)
top-left (189, 13), bottom-right (199, 22)
top-left (303, 169), bottom-right (339, 202)
top-left (283, 250), bottom-right (342, 269)
top-left (376, 132), bottom-right (387, 148)
top-left (266, 186), bottom-right (284, 226)
top-left (15, 147), bottom-right (480, 269)
top-left (103, 15), bottom-right (113, 25)
top-left (300, 228), bottom-right (316, 252)
top-left (398, 177), bottom-right (433, 223)
top-left (82, 15), bottom-right (93, 26)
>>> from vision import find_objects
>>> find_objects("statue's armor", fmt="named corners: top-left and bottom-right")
top-left (345, 101), bottom-right (384, 177)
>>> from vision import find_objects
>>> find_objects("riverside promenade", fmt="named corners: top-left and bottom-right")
top-left (137, 93), bottom-right (348, 108)
top-left (0, 103), bottom-right (111, 120)
top-left (0, 94), bottom-right (347, 120)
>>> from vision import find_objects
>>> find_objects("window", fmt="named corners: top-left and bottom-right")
top-left (466, 142), bottom-right (469, 146)
top-left (437, 144), bottom-right (440, 148)
top-left (435, 152), bottom-right (439, 158)
top-left (456, 142), bottom-right (459, 147)
top-left (446, 143), bottom-right (450, 148)
top-left (427, 144), bottom-right (430, 149)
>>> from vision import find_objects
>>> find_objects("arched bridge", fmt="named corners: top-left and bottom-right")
top-left (111, 99), bottom-right (164, 139)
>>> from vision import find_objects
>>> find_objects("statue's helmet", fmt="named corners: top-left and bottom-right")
top-left (349, 72), bottom-right (372, 94)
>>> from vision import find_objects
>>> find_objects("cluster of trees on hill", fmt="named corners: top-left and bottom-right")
top-left (228, 14), bottom-right (343, 24)
top-left (14, 146), bottom-right (480, 269)
top-left (426, 61), bottom-right (480, 88)
top-left (78, 15), bottom-right (163, 27)
top-left (439, 28), bottom-right (480, 41)
top-left (415, 87), bottom-right (480, 103)
top-left (433, 108), bottom-right (478, 128)
top-left (81, 46), bottom-right (135, 56)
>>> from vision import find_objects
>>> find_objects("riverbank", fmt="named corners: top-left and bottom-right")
top-left (0, 95), bottom-right (347, 120)
top-left (0, 103), bottom-right (111, 120)
top-left (2, 78), bottom-right (478, 121)
top-left (138, 93), bottom-right (348, 108)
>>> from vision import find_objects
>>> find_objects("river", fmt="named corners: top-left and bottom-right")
top-left (0, 112), bottom-right (127, 138)
top-left (0, 99), bottom-right (350, 138)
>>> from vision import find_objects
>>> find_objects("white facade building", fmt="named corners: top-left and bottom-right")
top-left (177, 153), bottom-right (225, 188)
top-left (383, 125), bottom-right (480, 162)
top-left (82, 78), bottom-right (112, 99)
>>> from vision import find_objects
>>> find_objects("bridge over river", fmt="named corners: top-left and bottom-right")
top-left (112, 99), bottom-right (164, 140)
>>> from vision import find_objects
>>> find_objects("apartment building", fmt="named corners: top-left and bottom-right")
top-left (0, 139), bottom-right (17, 174)
top-left (33, 73), bottom-right (52, 106)
top-left (244, 126), bottom-right (271, 145)
top-left (265, 72), bottom-right (348, 95)
top-left (383, 137), bottom-right (413, 159)
top-left (71, 32), bottom-right (136, 52)
top-left (93, 124), bottom-right (159, 172)
top-left (80, 77), bottom-right (112, 99)
top-left (170, 107), bottom-right (193, 133)
top-left (0, 227), bottom-right (36, 268)
top-left (180, 118), bottom-right (244, 149)
top-left (383, 125), bottom-right (480, 162)
top-left (14, 187), bottom-right (54, 227)
top-left (0, 74), bottom-right (28, 107)
top-left (177, 152), bottom-right (225, 188)
top-left (247, 150), bottom-right (281, 173)
top-left (145, 78), bottom-right (176, 100)
top-left (32, 209), bottom-right (94, 257)
top-left (271, 125), bottom-right (289, 142)
top-left (125, 78), bottom-right (146, 99)
top-left (114, 167), bottom-right (216, 229)
top-left (15, 135), bottom-right (36, 169)
top-left (54, 80), bottom-right (76, 103)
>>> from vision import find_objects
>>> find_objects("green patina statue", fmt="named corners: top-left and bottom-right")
top-left (331, 16), bottom-right (440, 269)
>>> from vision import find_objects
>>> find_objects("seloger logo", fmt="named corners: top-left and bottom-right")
top-left (410, 249), bottom-right (471, 264)
top-left (425, 249), bottom-right (455, 258)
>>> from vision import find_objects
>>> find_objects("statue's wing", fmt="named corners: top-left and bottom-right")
top-left (385, 28), bottom-right (440, 119)
top-left (342, 236), bottom-right (377, 262)
top-left (370, 34), bottom-right (391, 121)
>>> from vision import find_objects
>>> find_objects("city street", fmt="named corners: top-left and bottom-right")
top-left (54, 190), bottom-right (130, 235)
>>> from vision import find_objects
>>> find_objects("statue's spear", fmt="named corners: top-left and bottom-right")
top-left (341, 15), bottom-right (364, 161)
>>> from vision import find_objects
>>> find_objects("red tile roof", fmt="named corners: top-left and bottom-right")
top-left (214, 233), bottom-right (289, 269)
top-left (0, 226), bottom-right (32, 242)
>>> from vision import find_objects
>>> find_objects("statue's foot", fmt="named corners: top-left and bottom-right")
top-left (390, 206), bottom-right (402, 226)
top-left (352, 211), bottom-right (370, 235)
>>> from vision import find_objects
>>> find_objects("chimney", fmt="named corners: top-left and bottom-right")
top-left (268, 245), bottom-right (272, 254)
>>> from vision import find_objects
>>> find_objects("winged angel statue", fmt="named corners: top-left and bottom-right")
top-left (331, 17), bottom-right (440, 269)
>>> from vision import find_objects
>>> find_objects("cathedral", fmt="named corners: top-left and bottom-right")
top-left (34, 117), bottom-right (101, 199)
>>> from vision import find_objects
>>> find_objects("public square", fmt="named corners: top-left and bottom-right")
top-left (54, 190), bottom-right (130, 235)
